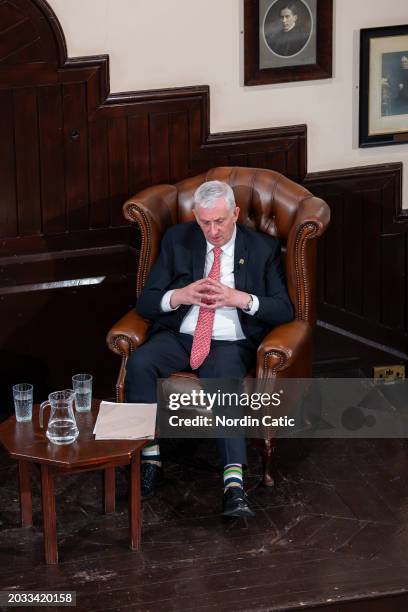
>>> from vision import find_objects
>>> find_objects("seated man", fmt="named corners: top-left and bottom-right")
top-left (125, 180), bottom-right (294, 517)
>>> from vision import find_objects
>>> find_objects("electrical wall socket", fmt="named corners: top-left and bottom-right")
top-left (373, 365), bottom-right (405, 381)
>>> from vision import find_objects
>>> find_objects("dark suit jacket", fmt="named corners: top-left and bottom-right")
top-left (266, 27), bottom-right (309, 57)
top-left (136, 222), bottom-right (294, 348)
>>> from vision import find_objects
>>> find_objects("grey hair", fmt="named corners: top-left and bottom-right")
top-left (193, 180), bottom-right (236, 211)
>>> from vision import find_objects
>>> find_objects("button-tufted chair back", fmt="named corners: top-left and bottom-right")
top-left (124, 167), bottom-right (329, 326)
top-left (177, 167), bottom-right (303, 241)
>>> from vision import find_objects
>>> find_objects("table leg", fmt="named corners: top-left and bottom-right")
top-left (18, 460), bottom-right (32, 528)
top-left (104, 467), bottom-right (116, 514)
top-left (40, 464), bottom-right (58, 564)
top-left (129, 452), bottom-right (141, 550)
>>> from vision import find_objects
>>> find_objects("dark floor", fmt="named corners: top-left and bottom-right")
top-left (0, 328), bottom-right (408, 612)
top-left (313, 325), bottom-right (406, 378)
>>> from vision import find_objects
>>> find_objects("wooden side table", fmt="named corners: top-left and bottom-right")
top-left (0, 401), bottom-right (146, 564)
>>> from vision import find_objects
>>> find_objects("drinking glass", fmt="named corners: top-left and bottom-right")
top-left (13, 383), bottom-right (33, 422)
top-left (72, 374), bottom-right (93, 412)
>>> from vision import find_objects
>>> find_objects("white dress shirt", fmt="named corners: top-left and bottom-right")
top-left (160, 226), bottom-right (259, 341)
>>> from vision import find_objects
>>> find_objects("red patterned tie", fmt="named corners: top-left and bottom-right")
top-left (190, 247), bottom-right (222, 370)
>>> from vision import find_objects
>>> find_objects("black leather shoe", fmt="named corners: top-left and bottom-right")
top-left (222, 486), bottom-right (256, 518)
top-left (141, 462), bottom-right (163, 500)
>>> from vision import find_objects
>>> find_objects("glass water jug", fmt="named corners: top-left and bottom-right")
top-left (39, 390), bottom-right (79, 445)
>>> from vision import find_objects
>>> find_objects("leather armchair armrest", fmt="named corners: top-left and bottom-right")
top-left (256, 320), bottom-right (312, 379)
top-left (106, 310), bottom-right (150, 357)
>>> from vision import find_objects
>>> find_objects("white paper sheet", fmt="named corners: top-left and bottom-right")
top-left (93, 401), bottom-right (156, 440)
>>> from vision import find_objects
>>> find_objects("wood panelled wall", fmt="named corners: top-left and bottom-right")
top-left (0, 0), bottom-right (306, 258)
top-left (0, 0), bottom-right (307, 412)
top-left (305, 164), bottom-right (408, 355)
top-left (1, 81), bottom-right (307, 256)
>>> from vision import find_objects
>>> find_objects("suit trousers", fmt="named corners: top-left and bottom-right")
top-left (125, 329), bottom-right (255, 466)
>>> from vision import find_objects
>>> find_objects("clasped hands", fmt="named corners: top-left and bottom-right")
top-left (170, 278), bottom-right (250, 310)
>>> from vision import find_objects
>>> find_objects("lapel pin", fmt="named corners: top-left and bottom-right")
top-left (239, 258), bottom-right (245, 265)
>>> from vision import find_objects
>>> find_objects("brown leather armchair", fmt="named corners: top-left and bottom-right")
top-left (107, 167), bottom-right (330, 484)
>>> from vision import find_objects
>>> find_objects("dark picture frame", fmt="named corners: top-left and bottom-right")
top-left (359, 25), bottom-right (408, 147)
top-left (244, 0), bottom-right (333, 86)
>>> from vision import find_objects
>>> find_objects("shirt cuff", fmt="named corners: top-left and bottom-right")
top-left (246, 294), bottom-right (259, 316)
top-left (161, 290), bottom-right (180, 312)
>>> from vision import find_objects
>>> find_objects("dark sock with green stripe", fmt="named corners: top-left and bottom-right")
top-left (141, 442), bottom-right (161, 466)
top-left (223, 464), bottom-right (243, 491)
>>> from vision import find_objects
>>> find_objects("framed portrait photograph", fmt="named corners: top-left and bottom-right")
top-left (244, 0), bottom-right (333, 86)
top-left (359, 25), bottom-right (408, 147)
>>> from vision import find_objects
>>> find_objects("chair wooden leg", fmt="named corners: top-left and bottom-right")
top-left (261, 438), bottom-right (276, 487)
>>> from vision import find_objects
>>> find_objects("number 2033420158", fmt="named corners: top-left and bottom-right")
top-left (0, 591), bottom-right (76, 606)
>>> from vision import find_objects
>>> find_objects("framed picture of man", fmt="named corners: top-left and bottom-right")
top-left (244, 0), bottom-right (333, 86)
top-left (359, 25), bottom-right (408, 147)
